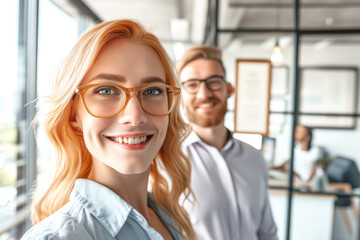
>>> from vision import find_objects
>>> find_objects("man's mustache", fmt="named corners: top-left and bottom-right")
top-left (193, 97), bottom-right (220, 108)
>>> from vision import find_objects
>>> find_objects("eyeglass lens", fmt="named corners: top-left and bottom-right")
top-left (83, 85), bottom-right (174, 117)
top-left (183, 76), bottom-right (224, 93)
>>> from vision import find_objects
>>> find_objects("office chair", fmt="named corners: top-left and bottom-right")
top-left (326, 156), bottom-right (360, 236)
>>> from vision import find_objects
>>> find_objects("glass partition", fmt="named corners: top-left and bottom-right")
top-left (224, 0), bottom-right (294, 29)
top-left (218, 4), bottom-right (360, 238)
top-left (300, 0), bottom-right (360, 29)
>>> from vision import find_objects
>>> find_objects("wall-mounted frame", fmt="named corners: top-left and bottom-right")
top-left (234, 60), bottom-right (271, 135)
top-left (271, 66), bottom-right (289, 96)
top-left (299, 67), bottom-right (358, 129)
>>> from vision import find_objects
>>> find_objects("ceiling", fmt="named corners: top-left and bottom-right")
top-left (52, 0), bottom-right (360, 48)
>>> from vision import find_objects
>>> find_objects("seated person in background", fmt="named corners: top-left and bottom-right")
top-left (270, 125), bottom-right (327, 190)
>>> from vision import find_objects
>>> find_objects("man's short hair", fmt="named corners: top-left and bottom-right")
top-left (176, 45), bottom-right (226, 74)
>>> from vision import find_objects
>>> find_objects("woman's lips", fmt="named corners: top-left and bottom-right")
top-left (106, 135), bottom-right (153, 150)
top-left (108, 136), bottom-right (148, 144)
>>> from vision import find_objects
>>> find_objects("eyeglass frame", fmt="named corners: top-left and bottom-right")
top-left (74, 83), bottom-right (181, 118)
top-left (181, 75), bottom-right (226, 94)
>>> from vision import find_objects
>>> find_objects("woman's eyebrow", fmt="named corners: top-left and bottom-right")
top-left (141, 77), bottom-right (166, 84)
top-left (88, 74), bottom-right (166, 84)
top-left (89, 73), bottom-right (126, 83)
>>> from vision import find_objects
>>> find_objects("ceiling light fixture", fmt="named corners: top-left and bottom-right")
top-left (271, 39), bottom-right (283, 66)
top-left (271, 0), bottom-right (283, 66)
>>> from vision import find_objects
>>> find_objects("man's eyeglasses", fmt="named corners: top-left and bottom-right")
top-left (75, 83), bottom-right (181, 118)
top-left (181, 75), bottom-right (225, 94)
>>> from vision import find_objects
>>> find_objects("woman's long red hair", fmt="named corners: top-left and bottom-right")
top-left (32, 20), bottom-right (195, 239)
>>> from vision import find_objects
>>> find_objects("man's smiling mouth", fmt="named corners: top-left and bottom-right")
top-left (197, 103), bottom-right (215, 108)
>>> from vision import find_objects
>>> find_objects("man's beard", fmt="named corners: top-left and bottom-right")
top-left (184, 96), bottom-right (227, 127)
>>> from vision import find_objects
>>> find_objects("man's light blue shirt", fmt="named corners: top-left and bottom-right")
top-left (22, 179), bottom-right (182, 240)
top-left (182, 131), bottom-right (278, 240)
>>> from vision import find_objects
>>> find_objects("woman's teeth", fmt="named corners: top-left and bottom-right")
top-left (109, 136), bottom-right (148, 144)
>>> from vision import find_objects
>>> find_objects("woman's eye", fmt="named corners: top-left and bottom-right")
top-left (95, 86), bottom-right (116, 95)
top-left (143, 87), bottom-right (162, 95)
top-left (99, 89), bottom-right (114, 95)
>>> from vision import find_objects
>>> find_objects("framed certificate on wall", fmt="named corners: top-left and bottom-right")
top-left (299, 67), bottom-right (358, 129)
top-left (234, 60), bottom-right (271, 135)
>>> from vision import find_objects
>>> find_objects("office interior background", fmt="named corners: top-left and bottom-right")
top-left (1, 0), bottom-right (360, 239)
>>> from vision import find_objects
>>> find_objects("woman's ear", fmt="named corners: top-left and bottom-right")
top-left (70, 118), bottom-right (82, 133)
top-left (69, 101), bottom-right (82, 133)
top-left (226, 82), bottom-right (235, 99)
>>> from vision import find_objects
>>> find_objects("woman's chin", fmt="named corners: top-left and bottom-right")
top-left (114, 164), bottom-right (151, 176)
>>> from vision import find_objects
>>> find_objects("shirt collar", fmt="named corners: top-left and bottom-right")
top-left (222, 130), bottom-right (234, 152)
top-left (184, 129), bottom-right (234, 152)
top-left (184, 131), bottom-right (202, 147)
top-left (70, 179), bottom-right (133, 237)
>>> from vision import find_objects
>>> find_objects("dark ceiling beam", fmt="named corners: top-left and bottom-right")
top-left (229, 2), bottom-right (360, 8)
top-left (218, 28), bottom-right (360, 34)
top-left (69, 0), bottom-right (102, 22)
top-left (218, 28), bottom-right (293, 33)
top-left (300, 29), bottom-right (360, 34)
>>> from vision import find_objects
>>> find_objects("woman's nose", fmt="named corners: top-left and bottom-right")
top-left (117, 91), bottom-right (147, 126)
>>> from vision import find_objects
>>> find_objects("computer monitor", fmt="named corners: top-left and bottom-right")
top-left (261, 137), bottom-right (276, 163)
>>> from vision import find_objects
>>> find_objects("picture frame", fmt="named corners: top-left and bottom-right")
top-left (234, 59), bottom-right (271, 135)
top-left (298, 67), bottom-right (358, 129)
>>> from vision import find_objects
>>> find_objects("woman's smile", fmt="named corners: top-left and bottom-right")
top-left (105, 134), bottom-right (153, 151)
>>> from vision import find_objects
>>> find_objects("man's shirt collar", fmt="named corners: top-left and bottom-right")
top-left (184, 129), bottom-right (234, 152)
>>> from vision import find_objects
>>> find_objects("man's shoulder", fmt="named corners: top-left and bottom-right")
top-left (229, 137), bottom-right (268, 168)
top-left (232, 137), bottom-right (262, 155)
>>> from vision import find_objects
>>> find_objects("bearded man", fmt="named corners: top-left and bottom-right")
top-left (177, 46), bottom-right (278, 240)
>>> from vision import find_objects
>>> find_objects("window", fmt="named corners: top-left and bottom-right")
top-left (0, 1), bottom-right (26, 239)
top-left (36, 0), bottom-right (78, 180)
top-left (0, 0), bottom-right (79, 238)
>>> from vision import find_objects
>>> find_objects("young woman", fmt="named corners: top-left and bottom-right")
top-left (269, 125), bottom-right (327, 191)
top-left (22, 20), bottom-right (195, 240)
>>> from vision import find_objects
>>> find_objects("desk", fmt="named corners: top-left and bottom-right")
top-left (268, 183), bottom-right (335, 240)
top-left (268, 169), bottom-right (315, 190)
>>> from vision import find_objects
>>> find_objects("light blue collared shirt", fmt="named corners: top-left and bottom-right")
top-left (21, 179), bottom-right (182, 240)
